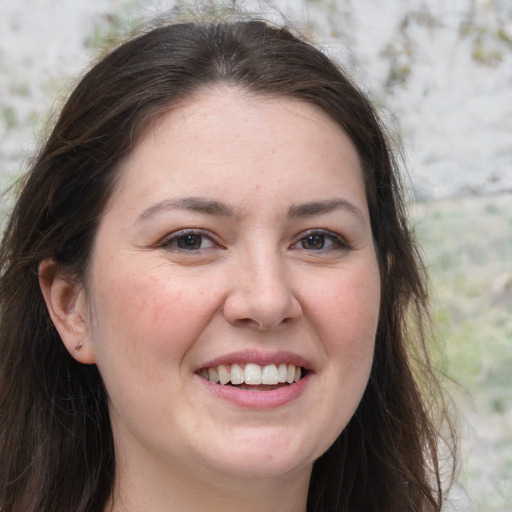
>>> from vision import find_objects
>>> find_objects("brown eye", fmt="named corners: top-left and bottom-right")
top-left (301, 234), bottom-right (325, 250)
top-left (176, 234), bottom-right (203, 250)
top-left (161, 231), bottom-right (216, 251)
top-left (295, 230), bottom-right (347, 252)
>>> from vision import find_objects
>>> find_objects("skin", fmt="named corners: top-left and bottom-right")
top-left (40, 87), bottom-right (381, 512)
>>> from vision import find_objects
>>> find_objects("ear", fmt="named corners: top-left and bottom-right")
top-left (38, 258), bottom-right (96, 364)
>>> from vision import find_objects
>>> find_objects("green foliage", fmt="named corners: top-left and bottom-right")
top-left (84, 2), bottom-right (143, 55)
top-left (472, 42), bottom-right (502, 66)
top-left (168, 0), bottom-right (246, 20)
top-left (85, 13), bottom-right (129, 51)
top-left (414, 196), bottom-right (512, 400)
top-left (459, 20), bottom-right (511, 66)
top-left (1, 105), bottom-right (17, 130)
top-left (496, 28), bottom-right (512, 47)
top-left (414, 195), bottom-right (512, 510)
top-left (9, 82), bottom-right (30, 97)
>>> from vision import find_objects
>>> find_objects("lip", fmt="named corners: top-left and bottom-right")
top-left (197, 349), bottom-right (313, 371)
top-left (197, 371), bottom-right (311, 409)
top-left (195, 350), bottom-right (314, 409)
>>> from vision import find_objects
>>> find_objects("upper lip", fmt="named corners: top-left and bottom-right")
top-left (197, 350), bottom-right (313, 371)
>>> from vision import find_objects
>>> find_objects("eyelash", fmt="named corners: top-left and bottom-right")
top-left (290, 229), bottom-right (349, 252)
top-left (159, 229), bottom-right (219, 252)
top-left (159, 228), bottom-right (349, 254)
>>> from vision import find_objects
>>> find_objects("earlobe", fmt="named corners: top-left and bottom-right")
top-left (38, 258), bottom-right (96, 364)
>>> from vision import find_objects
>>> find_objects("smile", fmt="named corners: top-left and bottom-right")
top-left (198, 363), bottom-right (303, 387)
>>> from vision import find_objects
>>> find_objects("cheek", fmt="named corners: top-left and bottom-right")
top-left (296, 261), bottom-right (380, 454)
top-left (87, 264), bottom-right (222, 376)
top-left (85, 266), bottom-right (226, 433)
top-left (305, 259), bottom-right (380, 387)
top-left (310, 263), bottom-right (380, 340)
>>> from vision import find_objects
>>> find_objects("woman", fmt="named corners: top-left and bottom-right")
top-left (0, 15), bottom-right (456, 512)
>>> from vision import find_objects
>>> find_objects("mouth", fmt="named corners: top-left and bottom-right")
top-left (196, 363), bottom-right (306, 391)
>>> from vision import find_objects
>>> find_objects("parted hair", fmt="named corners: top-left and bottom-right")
top-left (0, 16), bottom-right (456, 512)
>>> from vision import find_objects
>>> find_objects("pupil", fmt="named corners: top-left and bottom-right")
top-left (303, 235), bottom-right (324, 250)
top-left (178, 234), bottom-right (201, 249)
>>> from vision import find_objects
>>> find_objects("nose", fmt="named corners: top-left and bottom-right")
top-left (222, 250), bottom-right (303, 331)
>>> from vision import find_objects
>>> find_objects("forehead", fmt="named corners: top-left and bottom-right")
top-left (109, 87), bottom-right (365, 216)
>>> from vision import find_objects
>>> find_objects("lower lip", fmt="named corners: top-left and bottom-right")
top-left (198, 373), bottom-right (311, 409)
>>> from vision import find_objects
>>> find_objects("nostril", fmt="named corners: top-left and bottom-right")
top-left (233, 317), bottom-right (262, 329)
top-left (229, 315), bottom-right (298, 331)
top-left (222, 286), bottom-right (303, 330)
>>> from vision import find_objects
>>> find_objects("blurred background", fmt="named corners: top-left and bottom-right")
top-left (0, 0), bottom-right (510, 510)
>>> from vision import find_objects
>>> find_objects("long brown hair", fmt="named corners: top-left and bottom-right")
top-left (0, 17), bottom-right (456, 512)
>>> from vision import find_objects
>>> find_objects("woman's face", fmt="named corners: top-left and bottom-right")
top-left (80, 88), bottom-right (380, 484)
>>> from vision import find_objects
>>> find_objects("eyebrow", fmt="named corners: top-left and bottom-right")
top-left (136, 196), bottom-right (365, 224)
top-left (137, 197), bottom-right (237, 223)
top-left (287, 199), bottom-right (365, 221)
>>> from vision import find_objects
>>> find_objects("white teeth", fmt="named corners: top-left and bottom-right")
top-left (200, 362), bottom-right (304, 386)
top-left (286, 364), bottom-right (296, 384)
top-left (230, 363), bottom-right (244, 385)
top-left (277, 363), bottom-right (287, 383)
top-left (218, 364), bottom-right (230, 385)
top-left (244, 363), bottom-right (262, 385)
top-left (208, 367), bottom-right (219, 383)
top-left (261, 364), bottom-right (279, 385)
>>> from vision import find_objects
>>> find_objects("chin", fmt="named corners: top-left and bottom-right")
top-left (197, 428), bottom-right (326, 480)
top-left (208, 455), bottom-right (313, 481)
